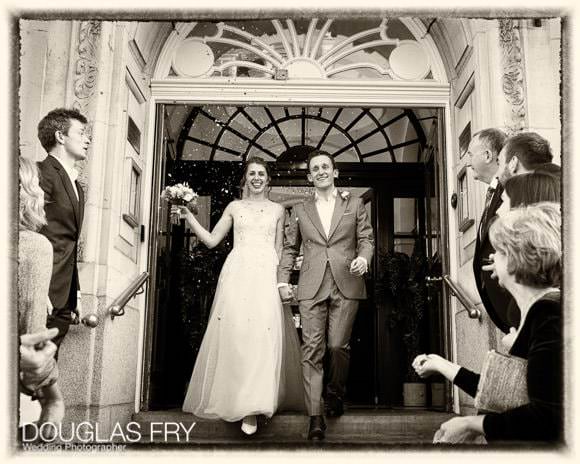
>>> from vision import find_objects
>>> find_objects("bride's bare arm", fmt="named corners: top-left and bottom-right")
top-left (275, 204), bottom-right (286, 260)
top-left (174, 202), bottom-right (234, 249)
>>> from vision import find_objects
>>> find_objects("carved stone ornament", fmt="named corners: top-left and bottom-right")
top-left (71, 20), bottom-right (101, 261)
top-left (73, 21), bottom-right (101, 113)
top-left (498, 19), bottom-right (527, 134)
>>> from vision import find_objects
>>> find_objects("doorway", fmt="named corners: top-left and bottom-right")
top-left (141, 103), bottom-right (449, 411)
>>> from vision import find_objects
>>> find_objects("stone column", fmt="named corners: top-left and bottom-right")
top-left (54, 19), bottom-right (116, 429)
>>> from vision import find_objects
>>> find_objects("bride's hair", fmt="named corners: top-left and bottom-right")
top-left (240, 156), bottom-right (271, 199)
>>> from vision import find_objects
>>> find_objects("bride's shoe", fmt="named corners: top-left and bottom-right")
top-left (241, 415), bottom-right (257, 435)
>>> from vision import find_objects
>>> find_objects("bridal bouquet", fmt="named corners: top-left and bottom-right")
top-left (162, 182), bottom-right (199, 214)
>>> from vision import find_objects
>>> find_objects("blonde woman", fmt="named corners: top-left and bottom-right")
top-left (18, 156), bottom-right (64, 432)
top-left (413, 203), bottom-right (562, 443)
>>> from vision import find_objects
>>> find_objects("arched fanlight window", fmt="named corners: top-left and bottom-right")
top-left (172, 105), bottom-right (431, 165)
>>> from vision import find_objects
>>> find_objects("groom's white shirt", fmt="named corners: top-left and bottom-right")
top-left (314, 188), bottom-right (338, 238)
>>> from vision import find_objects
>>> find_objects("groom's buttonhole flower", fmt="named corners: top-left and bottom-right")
top-left (340, 191), bottom-right (351, 200)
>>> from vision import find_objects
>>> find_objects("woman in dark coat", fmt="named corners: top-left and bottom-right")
top-left (413, 202), bottom-right (562, 443)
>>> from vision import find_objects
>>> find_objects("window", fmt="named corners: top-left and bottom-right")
top-left (123, 161), bottom-right (141, 228)
top-left (457, 166), bottom-right (474, 232)
top-left (458, 122), bottom-right (471, 160)
top-left (127, 117), bottom-right (141, 155)
top-left (122, 115), bottom-right (143, 229)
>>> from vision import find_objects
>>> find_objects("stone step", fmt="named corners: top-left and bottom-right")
top-left (133, 409), bottom-right (454, 445)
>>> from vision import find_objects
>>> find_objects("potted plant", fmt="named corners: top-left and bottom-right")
top-left (379, 240), bottom-right (429, 407)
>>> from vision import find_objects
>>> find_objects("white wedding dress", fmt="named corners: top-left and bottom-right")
top-left (182, 200), bottom-right (304, 421)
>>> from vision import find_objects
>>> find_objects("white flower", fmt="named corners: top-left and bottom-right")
top-left (340, 190), bottom-right (351, 200)
top-left (162, 183), bottom-right (198, 204)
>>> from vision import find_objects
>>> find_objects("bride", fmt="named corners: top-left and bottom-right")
top-left (172, 157), bottom-right (303, 435)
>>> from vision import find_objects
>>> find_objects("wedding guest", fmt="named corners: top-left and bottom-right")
top-left (497, 132), bottom-right (557, 185)
top-left (471, 130), bottom-right (556, 332)
top-left (467, 128), bottom-right (515, 333)
top-left (497, 171), bottom-right (561, 215)
top-left (18, 156), bottom-right (64, 431)
top-left (37, 108), bottom-right (90, 354)
top-left (413, 203), bottom-right (562, 443)
top-left (488, 171), bottom-right (561, 348)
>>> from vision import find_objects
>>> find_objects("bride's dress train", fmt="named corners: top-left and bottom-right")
top-left (182, 200), bottom-right (303, 421)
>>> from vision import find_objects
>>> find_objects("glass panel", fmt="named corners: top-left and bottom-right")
top-left (357, 132), bottom-right (390, 158)
top-left (128, 164), bottom-right (140, 218)
top-left (393, 198), bottom-right (417, 235)
top-left (398, 144), bottom-right (421, 162)
top-left (322, 128), bottom-right (355, 159)
top-left (459, 174), bottom-right (469, 221)
top-left (277, 118), bottom-right (303, 147)
top-left (230, 114), bottom-right (260, 139)
top-left (393, 237), bottom-right (415, 256)
top-left (335, 108), bottom-right (363, 129)
top-left (214, 150), bottom-right (242, 162)
top-left (218, 131), bottom-right (248, 156)
top-left (181, 140), bottom-right (210, 160)
top-left (305, 119), bottom-right (328, 147)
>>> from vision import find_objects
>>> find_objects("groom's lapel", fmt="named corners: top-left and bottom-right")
top-left (327, 192), bottom-right (348, 240)
top-left (303, 197), bottom-right (327, 240)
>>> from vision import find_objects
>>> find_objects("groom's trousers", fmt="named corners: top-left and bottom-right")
top-left (299, 264), bottom-right (359, 416)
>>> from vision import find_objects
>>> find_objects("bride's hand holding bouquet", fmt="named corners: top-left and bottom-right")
top-left (162, 183), bottom-right (198, 223)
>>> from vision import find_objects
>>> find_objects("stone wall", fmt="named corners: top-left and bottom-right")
top-left (19, 20), bottom-right (154, 434)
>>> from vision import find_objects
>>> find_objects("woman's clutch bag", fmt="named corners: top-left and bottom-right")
top-left (474, 350), bottom-right (529, 413)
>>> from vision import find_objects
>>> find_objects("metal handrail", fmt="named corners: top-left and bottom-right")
top-left (108, 272), bottom-right (150, 320)
top-left (442, 274), bottom-right (482, 320)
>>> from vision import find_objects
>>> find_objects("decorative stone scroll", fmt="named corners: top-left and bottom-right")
top-left (71, 20), bottom-right (102, 261)
top-left (498, 19), bottom-right (527, 134)
top-left (73, 21), bottom-right (101, 114)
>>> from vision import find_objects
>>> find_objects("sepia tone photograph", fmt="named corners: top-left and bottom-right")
top-left (2, 0), bottom-right (578, 461)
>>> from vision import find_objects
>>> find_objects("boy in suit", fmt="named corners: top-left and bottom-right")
top-left (37, 108), bottom-right (91, 354)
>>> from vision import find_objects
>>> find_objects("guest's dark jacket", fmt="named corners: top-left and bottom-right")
top-left (473, 183), bottom-right (519, 332)
top-left (454, 292), bottom-right (562, 442)
top-left (37, 155), bottom-right (85, 309)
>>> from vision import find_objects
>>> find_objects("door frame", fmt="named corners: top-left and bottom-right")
top-left (135, 81), bottom-right (461, 413)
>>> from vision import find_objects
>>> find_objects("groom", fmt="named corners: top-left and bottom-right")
top-left (278, 150), bottom-right (374, 440)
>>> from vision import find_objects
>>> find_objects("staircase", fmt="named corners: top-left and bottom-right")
top-left (132, 409), bottom-right (455, 447)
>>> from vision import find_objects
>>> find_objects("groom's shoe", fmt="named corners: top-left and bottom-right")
top-left (326, 394), bottom-right (344, 417)
top-left (307, 415), bottom-right (326, 441)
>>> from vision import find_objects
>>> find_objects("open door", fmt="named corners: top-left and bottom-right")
top-left (422, 114), bottom-right (453, 411)
top-left (140, 103), bottom-right (451, 412)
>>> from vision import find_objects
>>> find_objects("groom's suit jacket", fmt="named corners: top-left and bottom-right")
top-left (38, 155), bottom-right (85, 309)
top-left (278, 192), bottom-right (374, 301)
